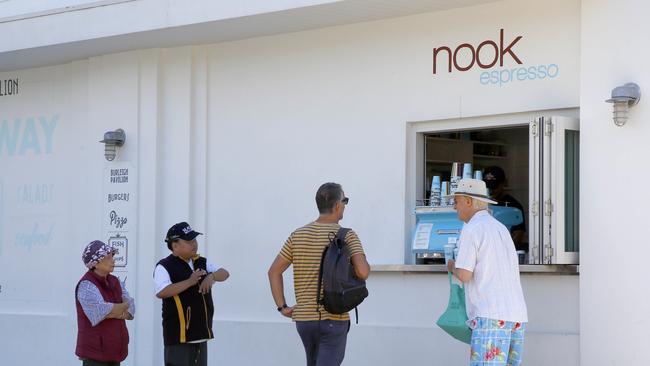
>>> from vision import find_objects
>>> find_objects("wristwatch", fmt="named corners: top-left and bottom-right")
top-left (277, 303), bottom-right (288, 312)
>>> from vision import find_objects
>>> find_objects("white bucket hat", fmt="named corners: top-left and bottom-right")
top-left (444, 178), bottom-right (498, 204)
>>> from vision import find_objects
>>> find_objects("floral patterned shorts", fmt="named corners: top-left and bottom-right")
top-left (468, 317), bottom-right (526, 366)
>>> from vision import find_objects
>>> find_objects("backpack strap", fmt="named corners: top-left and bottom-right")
top-left (336, 227), bottom-right (350, 250)
top-left (317, 244), bottom-right (329, 314)
top-left (317, 232), bottom-right (337, 316)
top-left (338, 227), bottom-right (358, 325)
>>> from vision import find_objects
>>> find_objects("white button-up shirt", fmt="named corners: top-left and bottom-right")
top-left (455, 210), bottom-right (528, 323)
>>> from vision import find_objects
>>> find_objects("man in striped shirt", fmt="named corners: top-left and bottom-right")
top-left (268, 182), bottom-right (370, 366)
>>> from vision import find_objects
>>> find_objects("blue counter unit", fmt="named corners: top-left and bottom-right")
top-left (411, 206), bottom-right (523, 256)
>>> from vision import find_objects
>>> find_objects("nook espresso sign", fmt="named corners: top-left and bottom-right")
top-left (432, 29), bottom-right (558, 87)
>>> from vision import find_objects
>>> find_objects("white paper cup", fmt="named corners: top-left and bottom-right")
top-left (444, 244), bottom-right (455, 264)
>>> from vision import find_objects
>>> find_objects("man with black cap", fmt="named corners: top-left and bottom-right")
top-left (154, 222), bottom-right (229, 366)
top-left (483, 165), bottom-right (526, 250)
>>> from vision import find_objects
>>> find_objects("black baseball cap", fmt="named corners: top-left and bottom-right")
top-left (165, 222), bottom-right (203, 243)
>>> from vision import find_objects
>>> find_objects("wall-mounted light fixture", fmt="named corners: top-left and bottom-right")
top-left (605, 83), bottom-right (640, 127)
top-left (99, 129), bottom-right (126, 161)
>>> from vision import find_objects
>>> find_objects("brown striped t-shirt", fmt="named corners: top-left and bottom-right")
top-left (279, 221), bottom-right (365, 321)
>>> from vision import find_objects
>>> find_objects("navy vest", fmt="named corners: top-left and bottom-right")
top-left (157, 254), bottom-right (214, 345)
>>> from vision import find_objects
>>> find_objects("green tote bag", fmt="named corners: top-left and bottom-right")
top-left (436, 272), bottom-right (472, 344)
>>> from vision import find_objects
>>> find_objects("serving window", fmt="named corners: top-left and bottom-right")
top-left (409, 114), bottom-right (579, 265)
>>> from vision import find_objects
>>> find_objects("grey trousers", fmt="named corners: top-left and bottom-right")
top-left (296, 320), bottom-right (350, 366)
top-left (164, 342), bottom-right (208, 366)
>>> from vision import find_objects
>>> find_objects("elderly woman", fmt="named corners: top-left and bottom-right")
top-left (75, 240), bottom-right (135, 366)
top-left (446, 179), bottom-right (528, 366)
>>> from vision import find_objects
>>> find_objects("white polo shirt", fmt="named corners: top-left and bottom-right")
top-left (455, 210), bottom-right (528, 323)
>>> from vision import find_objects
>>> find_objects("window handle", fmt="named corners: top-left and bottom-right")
top-left (544, 200), bottom-right (553, 216)
top-left (545, 120), bottom-right (554, 136)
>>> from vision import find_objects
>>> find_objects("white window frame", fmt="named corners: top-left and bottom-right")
top-left (552, 117), bottom-right (580, 264)
top-left (529, 116), bottom-right (580, 264)
top-left (404, 109), bottom-right (579, 265)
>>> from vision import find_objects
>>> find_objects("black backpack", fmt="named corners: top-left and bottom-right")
top-left (317, 227), bottom-right (369, 322)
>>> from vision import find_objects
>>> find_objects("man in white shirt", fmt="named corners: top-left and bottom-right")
top-left (446, 179), bottom-right (528, 366)
top-left (154, 222), bottom-right (229, 366)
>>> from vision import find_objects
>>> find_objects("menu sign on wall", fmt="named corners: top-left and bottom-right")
top-left (102, 162), bottom-right (136, 269)
top-left (412, 223), bottom-right (433, 250)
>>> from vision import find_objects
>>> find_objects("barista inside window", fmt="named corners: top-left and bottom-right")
top-left (484, 166), bottom-right (526, 250)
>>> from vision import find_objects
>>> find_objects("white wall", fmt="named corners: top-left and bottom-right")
top-left (0, 0), bottom-right (339, 50)
top-left (580, 1), bottom-right (650, 365)
top-left (205, 0), bottom-right (580, 266)
top-left (0, 60), bottom-right (93, 364)
top-left (0, 0), bottom-right (582, 365)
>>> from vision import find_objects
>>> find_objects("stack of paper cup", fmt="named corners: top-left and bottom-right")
top-left (450, 162), bottom-right (463, 178)
top-left (474, 170), bottom-right (483, 181)
top-left (449, 162), bottom-right (463, 205)
top-left (429, 175), bottom-right (441, 206)
top-left (462, 163), bottom-right (473, 179)
top-left (440, 181), bottom-right (450, 206)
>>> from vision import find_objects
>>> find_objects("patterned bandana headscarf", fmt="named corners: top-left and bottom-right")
top-left (82, 240), bottom-right (118, 269)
